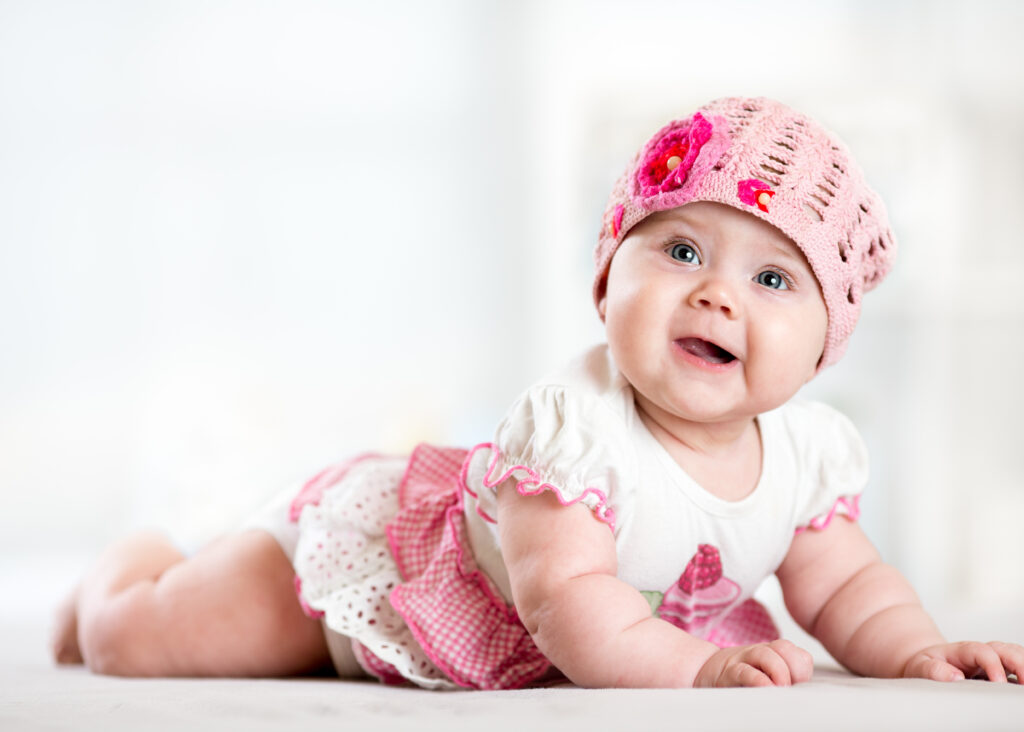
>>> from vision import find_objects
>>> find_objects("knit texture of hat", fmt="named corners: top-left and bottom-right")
top-left (594, 96), bottom-right (896, 369)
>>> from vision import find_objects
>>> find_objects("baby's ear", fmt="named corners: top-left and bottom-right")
top-left (595, 277), bottom-right (608, 321)
top-left (805, 354), bottom-right (823, 383)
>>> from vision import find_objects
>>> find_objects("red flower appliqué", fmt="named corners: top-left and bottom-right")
top-left (737, 178), bottom-right (775, 213)
top-left (608, 204), bottom-right (624, 238)
top-left (635, 112), bottom-right (715, 198)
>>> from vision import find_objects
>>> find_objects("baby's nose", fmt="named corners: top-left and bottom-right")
top-left (688, 279), bottom-right (740, 318)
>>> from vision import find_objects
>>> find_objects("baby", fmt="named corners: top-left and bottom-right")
top-left (53, 96), bottom-right (1023, 688)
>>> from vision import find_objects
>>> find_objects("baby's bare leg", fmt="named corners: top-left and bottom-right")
top-left (61, 529), bottom-right (329, 677)
top-left (51, 584), bottom-right (85, 664)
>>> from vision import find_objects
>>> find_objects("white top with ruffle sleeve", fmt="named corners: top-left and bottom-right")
top-left (461, 343), bottom-right (868, 642)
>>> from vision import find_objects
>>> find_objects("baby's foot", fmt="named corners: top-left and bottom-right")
top-left (51, 585), bottom-right (83, 665)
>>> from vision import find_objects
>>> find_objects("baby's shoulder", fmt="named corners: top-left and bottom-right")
top-left (771, 398), bottom-right (854, 432)
top-left (482, 344), bottom-right (638, 498)
top-left (768, 398), bottom-right (867, 468)
top-left (520, 343), bottom-right (634, 418)
top-left (493, 344), bottom-right (637, 464)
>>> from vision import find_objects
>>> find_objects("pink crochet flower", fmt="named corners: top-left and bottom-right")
top-left (737, 178), bottom-right (775, 213)
top-left (609, 204), bottom-right (624, 238)
top-left (635, 112), bottom-right (715, 198)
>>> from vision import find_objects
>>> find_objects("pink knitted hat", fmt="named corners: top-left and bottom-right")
top-left (594, 96), bottom-right (895, 368)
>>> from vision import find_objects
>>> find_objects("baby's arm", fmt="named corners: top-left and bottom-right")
top-left (496, 483), bottom-right (812, 687)
top-left (777, 516), bottom-right (1024, 681)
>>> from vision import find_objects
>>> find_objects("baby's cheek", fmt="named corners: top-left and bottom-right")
top-left (603, 297), bottom-right (644, 353)
top-left (756, 319), bottom-right (818, 387)
top-left (803, 296), bottom-right (829, 359)
top-left (787, 307), bottom-right (826, 360)
top-left (604, 322), bottom-right (640, 378)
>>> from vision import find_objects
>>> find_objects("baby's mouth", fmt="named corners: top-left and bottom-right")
top-left (677, 337), bottom-right (736, 364)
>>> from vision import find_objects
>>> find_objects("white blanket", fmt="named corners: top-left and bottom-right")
top-left (4, 618), bottom-right (1022, 732)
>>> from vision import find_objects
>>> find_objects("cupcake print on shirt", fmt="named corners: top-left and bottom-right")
top-left (656, 544), bottom-right (740, 633)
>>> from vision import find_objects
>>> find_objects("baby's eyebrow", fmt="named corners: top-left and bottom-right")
top-left (763, 241), bottom-right (811, 270)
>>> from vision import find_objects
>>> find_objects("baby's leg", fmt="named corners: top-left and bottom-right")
top-left (54, 529), bottom-right (329, 677)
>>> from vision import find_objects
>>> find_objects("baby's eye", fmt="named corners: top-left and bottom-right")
top-left (755, 270), bottom-right (790, 290)
top-left (669, 241), bottom-right (700, 264)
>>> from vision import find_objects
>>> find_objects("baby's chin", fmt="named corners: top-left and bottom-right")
top-left (631, 386), bottom-right (759, 433)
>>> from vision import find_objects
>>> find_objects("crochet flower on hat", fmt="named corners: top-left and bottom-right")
top-left (635, 112), bottom-right (715, 198)
top-left (737, 178), bottom-right (775, 213)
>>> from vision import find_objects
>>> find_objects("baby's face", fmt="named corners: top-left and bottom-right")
top-left (599, 201), bottom-right (827, 429)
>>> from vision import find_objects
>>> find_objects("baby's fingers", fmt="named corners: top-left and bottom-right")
top-left (742, 645), bottom-right (793, 686)
top-left (769, 639), bottom-right (814, 684)
top-left (911, 641), bottom-right (1024, 683)
top-left (742, 642), bottom-right (812, 686)
top-left (699, 642), bottom-right (814, 687)
top-left (981, 642), bottom-right (1024, 683)
top-left (948, 642), bottom-right (1009, 683)
top-left (732, 662), bottom-right (774, 688)
top-left (906, 655), bottom-right (966, 682)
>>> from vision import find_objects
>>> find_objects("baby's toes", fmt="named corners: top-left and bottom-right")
top-left (51, 586), bottom-right (83, 665)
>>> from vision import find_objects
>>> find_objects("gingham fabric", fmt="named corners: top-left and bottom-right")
top-left (704, 599), bottom-right (781, 648)
top-left (291, 444), bottom-right (553, 690)
top-left (387, 445), bottom-right (553, 689)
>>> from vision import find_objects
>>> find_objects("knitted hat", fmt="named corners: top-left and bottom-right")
top-left (594, 96), bottom-right (895, 368)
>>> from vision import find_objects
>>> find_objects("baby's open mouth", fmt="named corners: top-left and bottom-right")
top-left (677, 337), bottom-right (736, 364)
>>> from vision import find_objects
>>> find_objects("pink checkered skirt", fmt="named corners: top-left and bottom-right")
top-left (289, 444), bottom-right (554, 690)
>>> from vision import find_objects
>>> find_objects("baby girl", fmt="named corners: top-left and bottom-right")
top-left (53, 96), bottom-right (1023, 688)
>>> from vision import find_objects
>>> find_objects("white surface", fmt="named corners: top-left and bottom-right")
top-left (3, 617), bottom-right (1023, 732)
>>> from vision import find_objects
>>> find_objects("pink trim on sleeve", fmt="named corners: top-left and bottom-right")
top-left (288, 453), bottom-right (381, 522)
top-left (794, 494), bottom-right (861, 535)
top-left (474, 502), bottom-right (498, 525)
top-left (458, 442), bottom-right (616, 531)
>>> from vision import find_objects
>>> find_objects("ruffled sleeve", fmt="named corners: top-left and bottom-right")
top-left (462, 354), bottom-right (635, 532)
top-left (788, 400), bottom-right (870, 534)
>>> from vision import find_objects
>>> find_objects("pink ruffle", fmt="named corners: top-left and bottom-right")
top-left (379, 444), bottom-right (554, 690)
top-left (795, 494), bottom-right (861, 535)
top-left (352, 640), bottom-right (407, 686)
top-left (292, 575), bottom-right (325, 620)
top-left (289, 453), bottom-right (380, 522)
top-left (459, 443), bottom-right (616, 531)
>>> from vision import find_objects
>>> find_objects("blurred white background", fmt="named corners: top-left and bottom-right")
top-left (2, 0), bottom-right (1022, 647)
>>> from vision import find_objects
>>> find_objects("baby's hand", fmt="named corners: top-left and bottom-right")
top-left (902, 642), bottom-right (1024, 683)
top-left (693, 640), bottom-right (813, 687)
